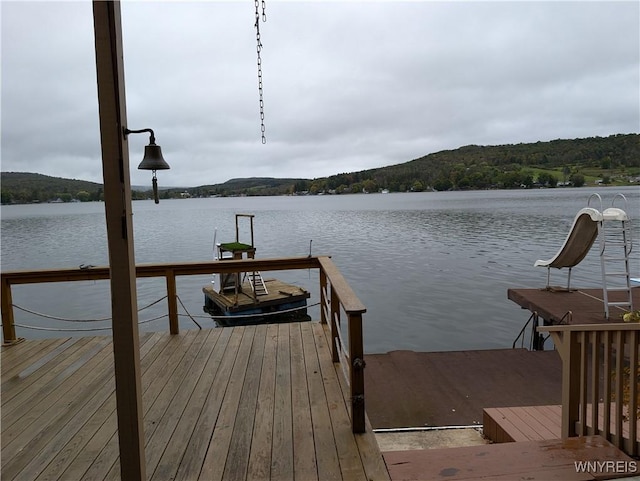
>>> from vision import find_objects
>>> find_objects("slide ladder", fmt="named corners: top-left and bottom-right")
top-left (599, 194), bottom-right (634, 319)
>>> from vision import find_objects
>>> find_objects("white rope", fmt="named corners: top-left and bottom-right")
top-left (5, 299), bottom-right (319, 332)
top-left (11, 296), bottom-right (168, 323)
top-left (10, 313), bottom-right (168, 332)
top-left (200, 301), bottom-right (320, 320)
top-left (176, 295), bottom-right (202, 329)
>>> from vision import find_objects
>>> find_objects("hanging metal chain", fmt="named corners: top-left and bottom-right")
top-left (255, 0), bottom-right (267, 144)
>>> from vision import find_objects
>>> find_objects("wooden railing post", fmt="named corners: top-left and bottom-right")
top-left (166, 270), bottom-right (179, 334)
top-left (1, 277), bottom-right (18, 345)
top-left (330, 286), bottom-right (340, 363)
top-left (626, 329), bottom-right (639, 456)
top-left (550, 330), bottom-right (581, 438)
top-left (349, 312), bottom-right (365, 433)
top-left (320, 269), bottom-right (327, 324)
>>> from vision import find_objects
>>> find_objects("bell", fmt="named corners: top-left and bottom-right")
top-left (138, 144), bottom-right (170, 171)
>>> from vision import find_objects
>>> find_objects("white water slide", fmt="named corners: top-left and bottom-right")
top-left (534, 207), bottom-right (602, 289)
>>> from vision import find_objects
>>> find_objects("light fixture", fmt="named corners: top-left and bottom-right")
top-left (123, 127), bottom-right (170, 204)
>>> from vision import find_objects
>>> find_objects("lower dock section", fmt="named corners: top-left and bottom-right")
top-left (365, 348), bottom-right (562, 429)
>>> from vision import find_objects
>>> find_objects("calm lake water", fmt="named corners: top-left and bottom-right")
top-left (1, 187), bottom-right (638, 353)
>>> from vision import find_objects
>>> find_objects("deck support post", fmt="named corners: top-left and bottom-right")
top-left (93, 2), bottom-right (146, 480)
top-left (551, 330), bottom-right (580, 438)
top-left (166, 270), bottom-right (179, 334)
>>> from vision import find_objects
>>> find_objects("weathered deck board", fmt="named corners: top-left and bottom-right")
top-left (291, 322), bottom-right (318, 480)
top-left (365, 348), bottom-right (562, 429)
top-left (1, 323), bottom-right (387, 481)
top-left (383, 435), bottom-right (635, 481)
top-left (484, 404), bottom-right (640, 449)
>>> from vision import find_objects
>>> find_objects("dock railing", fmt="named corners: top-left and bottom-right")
top-left (0, 255), bottom-right (368, 433)
top-left (318, 257), bottom-right (367, 433)
top-left (539, 323), bottom-right (639, 456)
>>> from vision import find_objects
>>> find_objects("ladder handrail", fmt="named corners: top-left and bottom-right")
top-left (610, 192), bottom-right (629, 210)
top-left (587, 192), bottom-right (603, 210)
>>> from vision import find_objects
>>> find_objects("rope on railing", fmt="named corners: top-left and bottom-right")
top-left (196, 301), bottom-right (321, 320)
top-left (9, 313), bottom-right (168, 332)
top-left (3, 299), bottom-right (320, 332)
top-left (176, 294), bottom-right (202, 329)
top-left (10, 296), bottom-right (169, 322)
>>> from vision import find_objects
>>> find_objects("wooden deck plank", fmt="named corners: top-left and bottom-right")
top-left (1, 337), bottom-right (69, 380)
top-left (383, 435), bottom-right (634, 481)
top-left (1, 325), bottom-right (390, 481)
top-left (173, 327), bottom-right (244, 481)
top-left (484, 403), bottom-right (640, 449)
top-left (290, 322), bottom-right (318, 480)
top-left (246, 324), bottom-right (278, 481)
top-left (1, 338), bottom-right (48, 365)
top-left (149, 327), bottom-right (228, 481)
top-left (142, 329), bottom-right (218, 477)
top-left (222, 324), bottom-right (267, 481)
top-left (311, 322), bottom-right (369, 480)
top-left (3, 343), bottom-right (118, 480)
top-left (1, 338), bottom-right (117, 479)
top-left (270, 323), bottom-right (294, 481)
top-left (35, 332), bottom-right (164, 481)
top-left (302, 322), bottom-right (342, 481)
top-left (318, 325), bottom-right (391, 481)
top-left (84, 331), bottom-right (201, 481)
top-left (199, 326), bottom-right (256, 481)
top-left (496, 406), bottom-right (559, 441)
top-left (1, 336), bottom-right (109, 427)
top-left (1, 337), bottom-right (79, 392)
top-left (57, 332), bottom-right (167, 481)
top-left (101, 331), bottom-right (205, 479)
top-left (365, 349), bottom-right (562, 429)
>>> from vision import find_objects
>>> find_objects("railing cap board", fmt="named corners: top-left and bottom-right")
top-left (1, 256), bottom-right (367, 315)
top-left (0, 256), bottom-right (324, 284)
top-left (538, 323), bottom-right (640, 332)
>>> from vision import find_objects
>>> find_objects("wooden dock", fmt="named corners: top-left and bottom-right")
top-left (365, 348), bottom-right (562, 429)
top-left (1, 323), bottom-right (389, 481)
top-left (508, 287), bottom-right (640, 325)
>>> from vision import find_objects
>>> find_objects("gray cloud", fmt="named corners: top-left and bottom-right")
top-left (2, 1), bottom-right (638, 187)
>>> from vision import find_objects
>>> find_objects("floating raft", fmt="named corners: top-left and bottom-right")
top-left (203, 279), bottom-right (310, 326)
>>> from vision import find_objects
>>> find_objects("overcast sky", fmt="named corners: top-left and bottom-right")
top-left (2, 1), bottom-right (639, 188)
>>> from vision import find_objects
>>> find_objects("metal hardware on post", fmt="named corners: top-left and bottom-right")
top-left (353, 357), bottom-right (366, 370)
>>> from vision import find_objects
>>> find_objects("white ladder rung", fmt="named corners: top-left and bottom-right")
top-left (607, 301), bottom-right (633, 307)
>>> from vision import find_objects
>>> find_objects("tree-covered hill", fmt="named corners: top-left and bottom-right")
top-left (2, 133), bottom-right (638, 203)
top-left (187, 177), bottom-right (308, 198)
top-left (305, 133), bottom-right (640, 194)
top-left (0, 172), bottom-right (105, 204)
